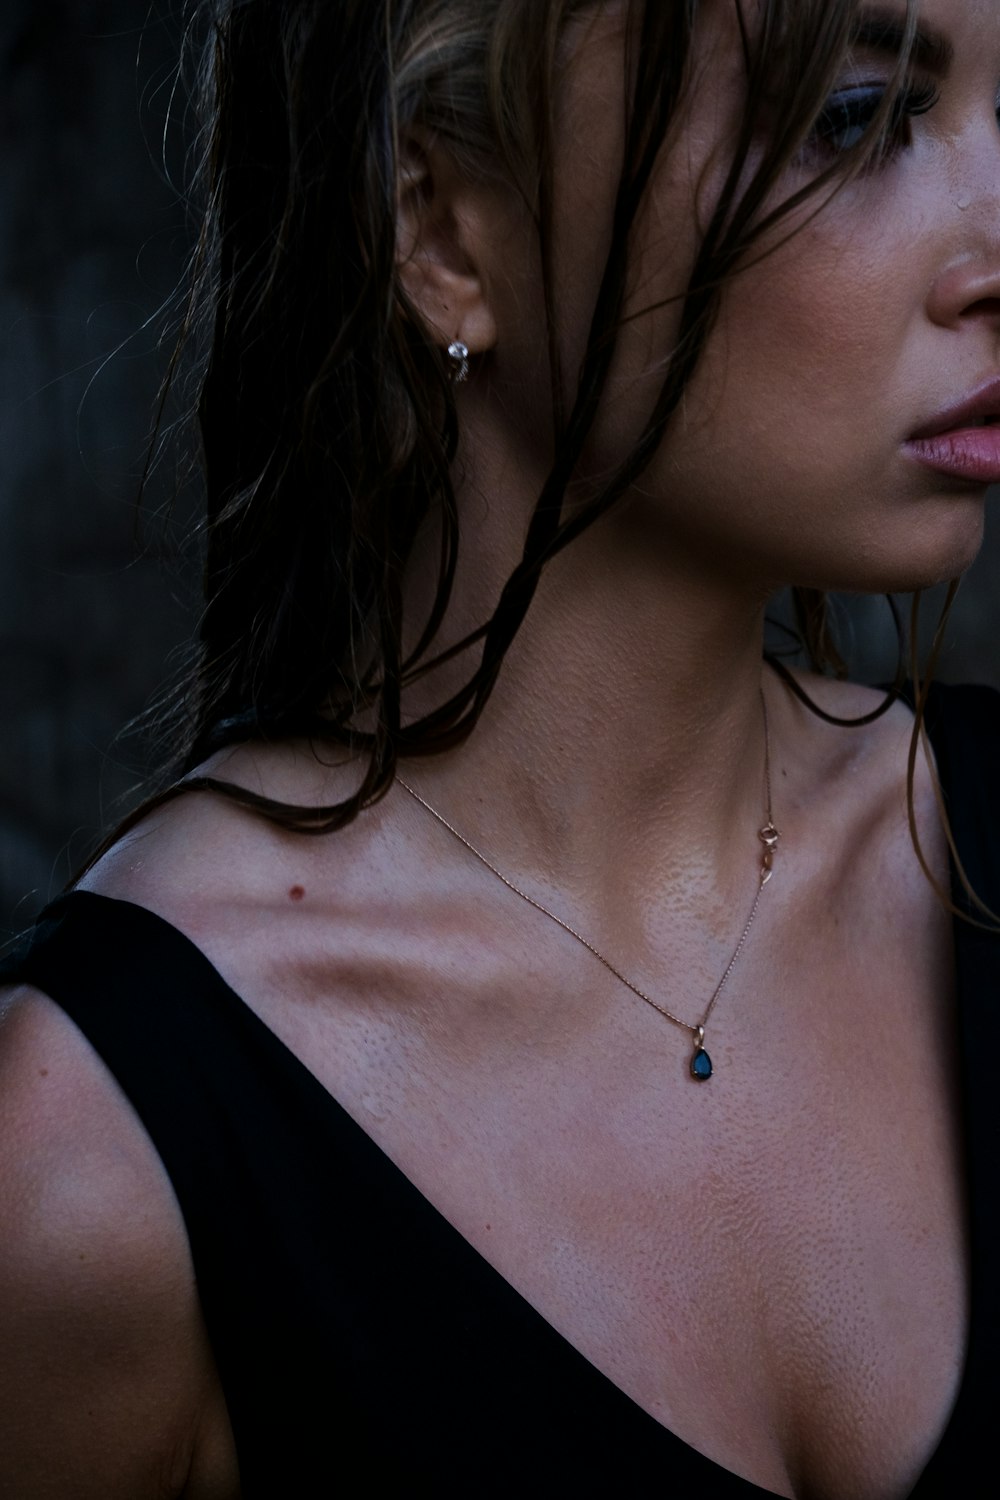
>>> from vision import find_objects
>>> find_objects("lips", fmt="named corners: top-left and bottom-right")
top-left (905, 376), bottom-right (1000, 484)
top-left (910, 377), bottom-right (1000, 441)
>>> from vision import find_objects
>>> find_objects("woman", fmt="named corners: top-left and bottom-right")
top-left (1, 0), bottom-right (996, 1494)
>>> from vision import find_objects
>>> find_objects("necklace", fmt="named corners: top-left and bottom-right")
top-left (398, 689), bottom-right (779, 1082)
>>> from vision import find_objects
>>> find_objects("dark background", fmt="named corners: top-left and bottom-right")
top-left (1, 1), bottom-right (998, 940)
top-left (0, 1), bottom-right (198, 940)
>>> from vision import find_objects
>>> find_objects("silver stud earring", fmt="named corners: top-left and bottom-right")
top-left (446, 340), bottom-right (469, 384)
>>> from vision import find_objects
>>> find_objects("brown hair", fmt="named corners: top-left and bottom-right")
top-left (106, 0), bottom-right (955, 858)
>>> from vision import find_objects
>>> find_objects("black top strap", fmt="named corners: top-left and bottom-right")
top-left (3, 895), bottom-right (756, 1495)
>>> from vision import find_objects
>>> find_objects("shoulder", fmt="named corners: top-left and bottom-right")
top-left (770, 669), bottom-right (948, 894)
top-left (73, 739), bottom-right (414, 1006)
top-left (775, 669), bottom-right (1000, 917)
top-left (772, 668), bottom-right (926, 797)
top-left (78, 737), bottom-right (375, 915)
top-left (781, 669), bottom-right (1000, 748)
top-left (0, 983), bottom-right (215, 1498)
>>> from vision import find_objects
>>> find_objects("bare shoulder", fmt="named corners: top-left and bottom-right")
top-left (774, 668), bottom-right (950, 907)
top-left (77, 738), bottom-right (376, 922)
top-left (0, 984), bottom-right (227, 1499)
top-left (775, 668), bottom-right (927, 781)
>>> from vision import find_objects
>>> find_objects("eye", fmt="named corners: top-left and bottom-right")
top-left (811, 80), bottom-right (939, 157)
top-left (813, 85), bottom-right (884, 152)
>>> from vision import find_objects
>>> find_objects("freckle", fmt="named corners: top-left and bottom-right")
top-left (485, 1223), bottom-right (491, 1231)
top-left (38, 1068), bottom-right (48, 1078)
top-left (289, 885), bottom-right (306, 902)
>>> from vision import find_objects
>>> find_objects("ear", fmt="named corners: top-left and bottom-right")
top-left (395, 129), bottom-right (498, 362)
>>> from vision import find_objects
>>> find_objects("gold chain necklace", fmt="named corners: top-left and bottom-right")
top-left (398, 690), bottom-right (779, 1082)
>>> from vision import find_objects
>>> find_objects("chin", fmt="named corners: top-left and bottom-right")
top-left (890, 519), bottom-right (985, 594)
top-left (808, 501), bottom-right (988, 596)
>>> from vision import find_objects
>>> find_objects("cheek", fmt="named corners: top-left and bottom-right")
top-left (614, 215), bottom-right (984, 594)
top-left (640, 228), bottom-right (911, 550)
top-left (707, 225), bottom-right (900, 458)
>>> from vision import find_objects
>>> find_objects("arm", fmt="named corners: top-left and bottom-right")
top-left (0, 986), bottom-right (231, 1500)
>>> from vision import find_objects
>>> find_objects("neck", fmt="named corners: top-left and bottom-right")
top-left (400, 474), bottom-right (778, 915)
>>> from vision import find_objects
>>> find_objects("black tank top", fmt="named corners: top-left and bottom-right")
top-left (2, 683), bottom-right (997, 1497)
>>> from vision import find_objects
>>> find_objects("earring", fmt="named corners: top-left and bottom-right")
top-left (446, 339), bottom-right (469, 384)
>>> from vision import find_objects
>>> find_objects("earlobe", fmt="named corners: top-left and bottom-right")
top-left (395, 129), bottom-right (498, 364)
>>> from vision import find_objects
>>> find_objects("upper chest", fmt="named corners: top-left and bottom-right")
top-left (147, 715), bottom-right (970, 1498)
top-left (213, 869), bottom-right (968, 1500)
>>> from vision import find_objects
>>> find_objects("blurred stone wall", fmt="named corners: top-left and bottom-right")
top-left (0, 2), bottom-right (998, 943)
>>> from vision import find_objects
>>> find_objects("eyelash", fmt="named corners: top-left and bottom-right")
top-left (810, 79), bottom-right (941, 158)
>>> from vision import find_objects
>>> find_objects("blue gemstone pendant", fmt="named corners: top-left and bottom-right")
top-left (690, 1024), bottom-right (712, 1080)
top-left (690, 1048), bottom-right (713, 1081)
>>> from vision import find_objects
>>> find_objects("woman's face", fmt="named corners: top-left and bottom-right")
top-left (521, 0), bottom-right (1000, 595)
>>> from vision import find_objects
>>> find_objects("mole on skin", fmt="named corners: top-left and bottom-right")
top-left (289, 885), bottom-right (306, 902)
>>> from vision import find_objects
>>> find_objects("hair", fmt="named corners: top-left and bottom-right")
top-left (93, 0), bottom-right (996, 926)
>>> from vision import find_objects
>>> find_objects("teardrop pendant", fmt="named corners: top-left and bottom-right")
top-left (690, 1024), bottom-right (713, 1081)
top-left (690, 1047), bottom-right (713, 1081)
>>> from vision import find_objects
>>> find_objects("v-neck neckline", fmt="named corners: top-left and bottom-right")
top-left (48, 887), bottom-right (981, 1498)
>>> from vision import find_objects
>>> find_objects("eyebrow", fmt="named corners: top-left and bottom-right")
top-left (851, 7), bottom-right (955, 76)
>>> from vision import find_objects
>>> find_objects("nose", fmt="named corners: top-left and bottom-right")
top-left (926, 127), bottom-right (1000, 330)
top-left (927, 252), bottom-right (1000, 329)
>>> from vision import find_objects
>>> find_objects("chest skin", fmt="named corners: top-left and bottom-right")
top-left (173, 839), bottom-right (965, 1500)
top-left (84, 694), bottom-right (969, 1500)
